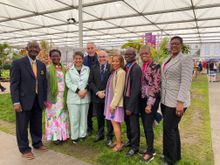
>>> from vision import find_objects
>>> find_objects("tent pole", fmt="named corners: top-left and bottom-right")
top-left (79, 0), bottom-right (83, 50)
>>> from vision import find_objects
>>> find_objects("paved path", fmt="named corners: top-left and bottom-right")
top-left (209, 80), bottom-right (220, 165)
top-left (0, 131), bottom-right (91, 165)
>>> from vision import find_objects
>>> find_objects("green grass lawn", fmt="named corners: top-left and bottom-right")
top-left (0, 75), bottom-right (214, 165)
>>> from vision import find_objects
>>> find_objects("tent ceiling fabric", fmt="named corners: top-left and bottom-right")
top-left (0, 0), bottom-right (220, 48)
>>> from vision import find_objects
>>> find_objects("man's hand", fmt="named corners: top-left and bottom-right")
top-left (14, 104), bottom-right (22, 112)
top-left (97, 91), bottom-right (105, 99)
top-left (176, 101), bottom-right (184, 117)
top-left (145, 105), bottom-right (152, 114)
top-left (126, 110), bottom-right (132, 116)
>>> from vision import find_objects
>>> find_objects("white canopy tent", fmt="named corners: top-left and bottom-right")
top-left (0, 0), bottom-right (220, 49)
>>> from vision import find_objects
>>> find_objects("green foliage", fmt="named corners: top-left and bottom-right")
top-left (121, 37), bottom-right (170, 64)
top-left (121, 38), bottom-right (144, 52)
top-left (2, 64), bottom-right (10, 70)
top-left (0, 43), bottom-right (11, 66)
top-left (182, 44), bottom-right (191, 54)
top-left (152, 37), bottom-right (170, 64)
top-left (1, 70), bottom-right (10, 79)
top-left (0, 43), bottom-right (23, 67)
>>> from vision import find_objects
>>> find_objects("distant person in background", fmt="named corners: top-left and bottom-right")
top-left (66, 51), bottom-right (90, 144)
top-left (45, 49), bottom-right (69, 145)
top-left (89, 50), bottom-right (113, 146)
top-left (104, 54), bottom-right (125, 152)
top-left (208, 62), bottom-right (216, 82)
top-left (198, 61), bottom-right (202, 73)
top-left (139, 45), bottom-right (161, 163)
top-left (83, 42), bottom-right (99, 136)
top-left (161, 36), bottom-right (193, 165)
top-left (10, 41), bottom-right (48, 160)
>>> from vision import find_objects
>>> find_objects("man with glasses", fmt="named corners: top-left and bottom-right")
top-left (89, 50), bottom-right (113, 146)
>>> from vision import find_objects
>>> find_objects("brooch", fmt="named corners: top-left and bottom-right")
top-left (40, 70), bottom-right (44, 75)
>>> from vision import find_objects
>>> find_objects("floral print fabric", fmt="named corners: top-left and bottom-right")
top-left (45, 69), bottom-right (69, 141)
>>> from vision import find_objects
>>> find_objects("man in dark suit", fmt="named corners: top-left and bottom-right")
top-left (89, 50), bottom-right (113, 146)
top-left (123, 47), bottom-right (142, 157)
top-left (83, 42), bottom-right (99, 135)
top-left (10, 41), bottom-right (47, 160)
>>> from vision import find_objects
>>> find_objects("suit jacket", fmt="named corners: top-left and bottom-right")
top-left (65, 64), bottom-right (90, 104)
top-left (161, 52), bottom-right (193, 108)
top-left (110, 68), bottom-right (126, 109)
top-left (83, 54), bottom-right (99, 68)
top-left (10, 56), bottom-right (47, 111)
top-left (89, 63), bottom-right (111, 103)
top-left (124, 63), bottom-right (142, 114)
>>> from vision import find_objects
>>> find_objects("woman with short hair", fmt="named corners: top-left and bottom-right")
top-left (66, 51), bottom-right (90, 143)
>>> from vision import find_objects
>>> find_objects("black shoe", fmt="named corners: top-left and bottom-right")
top-left (87, 129), bottom-right (93, 136)
top-left (106, 139), bottom-right (114, 147)
top-left (138, 150), bottom-right (156, 156)
top-left (79, 137), bottom-right (86, 142)
top-left (93, 136), bottom-right (104, 143)
top-left (124, 141), bottom-right (131, 147)
top-left (53, 140), bottom-right (62, 145)
top-left (126, 149), bottom-right (138, 157)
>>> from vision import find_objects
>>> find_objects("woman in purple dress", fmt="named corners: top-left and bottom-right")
top-left (104, 54), bottom-right (126, 152)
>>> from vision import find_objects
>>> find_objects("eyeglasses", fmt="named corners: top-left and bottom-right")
top-left (98, 56), bottom-right (107, 58)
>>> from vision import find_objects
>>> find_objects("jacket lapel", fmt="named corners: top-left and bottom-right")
top-left (36, 60), bottom-right (41, 80)
top-left (163, 53), bottom-right (181, 75)
top-left (96, 64), bottom-right (101, 81)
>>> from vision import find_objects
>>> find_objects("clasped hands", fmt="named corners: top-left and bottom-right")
top-left (78, 89), bottom-right (87, 99)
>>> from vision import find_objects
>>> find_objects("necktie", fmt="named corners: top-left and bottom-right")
top-left (32, 61), bottom-right (38, 93)
top-left (32, 61), bottom-right (37, 78)
top-left (100, 64), bottom-right (105, 81)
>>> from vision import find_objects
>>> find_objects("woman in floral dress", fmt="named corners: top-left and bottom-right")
top-left (45, 49), bottom-right (69, 144)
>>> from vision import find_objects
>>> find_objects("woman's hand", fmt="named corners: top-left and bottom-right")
top-left (109, 106), bottom-right (115, 113)
top-left (78, 90), bottom-right (87, 99)
top-left (176, 101), bottom-right (184, 117)
top-left (145, 105), bottom-right (152, 114)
